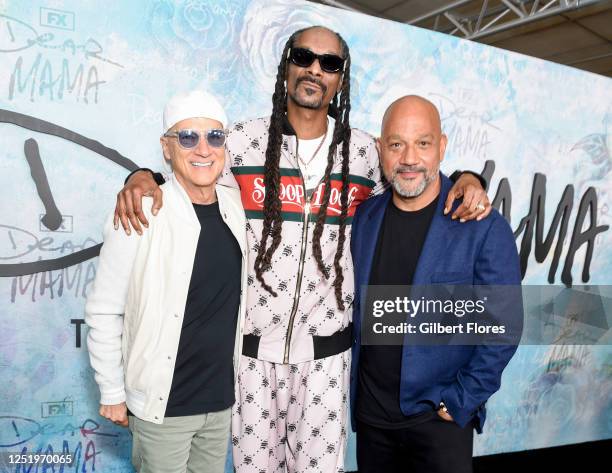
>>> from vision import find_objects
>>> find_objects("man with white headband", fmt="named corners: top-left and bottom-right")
top-left (86, 90), bottom-right (247, 473)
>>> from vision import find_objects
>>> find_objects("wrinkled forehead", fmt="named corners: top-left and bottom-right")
top-left (293, 28), bottom-right (343, 56)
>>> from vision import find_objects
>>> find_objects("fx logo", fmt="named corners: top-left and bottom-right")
top-left (41, 399), bottom-right (74, 418)
top-left (39, 7), bottom-right (75, 31)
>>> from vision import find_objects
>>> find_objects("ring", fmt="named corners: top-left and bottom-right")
top-left (476, 202), bottom-right (486, 212)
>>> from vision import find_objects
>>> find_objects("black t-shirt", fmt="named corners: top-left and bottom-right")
top-left (356, 196), bottom-right (438, 428)
top-left (164, 201), bottom-right (242, 417)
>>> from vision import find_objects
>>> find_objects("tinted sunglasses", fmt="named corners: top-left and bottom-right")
top-left (163, 128), bottom-right (228, 149)
top-left (288, 47), bottom-right (345, 73)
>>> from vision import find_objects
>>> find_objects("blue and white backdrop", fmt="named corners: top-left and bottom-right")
top-left (0, 0), bottom-right (610, 471)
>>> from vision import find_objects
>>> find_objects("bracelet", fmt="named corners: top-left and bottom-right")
top-left (439, 402), bottom-right (448, 413)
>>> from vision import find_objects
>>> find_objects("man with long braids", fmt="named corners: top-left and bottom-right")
top-left (114, 26), bottom-right (491, 472)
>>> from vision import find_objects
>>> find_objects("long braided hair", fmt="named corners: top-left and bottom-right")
top-left (253, 26), bottom-right (352, 311)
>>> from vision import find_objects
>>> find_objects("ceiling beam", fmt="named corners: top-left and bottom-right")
top-left (408, 0), bottom-right (604, 40)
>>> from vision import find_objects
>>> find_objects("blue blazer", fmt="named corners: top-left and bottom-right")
top-left (350, 173), bottom-right (522, 433)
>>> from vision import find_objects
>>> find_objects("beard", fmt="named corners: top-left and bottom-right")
top-left (391, 164), bottom-right (439, 198)
top-left (289, 77), bottom-right (328, 110)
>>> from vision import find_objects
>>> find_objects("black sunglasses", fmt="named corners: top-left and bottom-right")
top-left (288, 47), bottom-right (345, 73)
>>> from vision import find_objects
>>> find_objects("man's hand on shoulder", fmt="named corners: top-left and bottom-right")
top-left (114, 170), bottom-right (163, 235)
top-left (445, 173), bottom-right (492, 222)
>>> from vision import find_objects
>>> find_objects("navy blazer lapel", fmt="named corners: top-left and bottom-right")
top-left (358, 190), bottom-right (391, 290)
top-left (413, 174), bottom-right (456, 285)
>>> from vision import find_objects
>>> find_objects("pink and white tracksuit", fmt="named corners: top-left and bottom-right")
top-left (222, 116), bottom-right (383, 472)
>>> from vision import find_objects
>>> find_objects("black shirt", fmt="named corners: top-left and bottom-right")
top-left (356, 196), bottom-right (438, 428)
top-left (164, 201), bottom-right (242, 417)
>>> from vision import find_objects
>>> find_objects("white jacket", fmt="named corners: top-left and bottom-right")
top-left (85, 176), bottom-right (247, 424)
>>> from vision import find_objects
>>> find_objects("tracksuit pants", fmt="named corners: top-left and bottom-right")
top-left (231, 350), bottom-right (350, 472)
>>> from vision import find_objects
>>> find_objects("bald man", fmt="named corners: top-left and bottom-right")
top-left (349, 96), bottom-right (522, 472)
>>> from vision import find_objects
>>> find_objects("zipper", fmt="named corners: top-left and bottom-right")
top-left (283, 138), bottom-right (311, 364)
top-left (282, 137), bottom-right (340, 363)
top-left (283, 201), bottom-right (310, 363)
top-left (283, 136), bottom-right (335, 364)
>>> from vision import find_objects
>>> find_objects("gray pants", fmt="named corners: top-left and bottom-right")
top-left (128, 409), bottom-right (231, 473)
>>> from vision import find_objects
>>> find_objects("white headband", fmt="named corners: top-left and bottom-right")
top-left (163, 90), bottom-right (228, 133)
